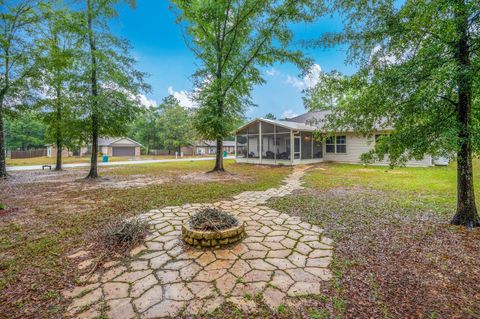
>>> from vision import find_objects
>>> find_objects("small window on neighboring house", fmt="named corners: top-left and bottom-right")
top-left (336, 135), bottom-right (347, 153)
top-left (326, 136), bottom-right (335, 153)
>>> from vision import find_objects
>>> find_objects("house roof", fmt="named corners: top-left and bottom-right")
top-left (233, 118), bottom-right (317, 134)
top-left (234, 111), bottom-right (391, 134)
top-left (98, 137), bottom-right (142, 147)
top-left (287, 111), bottom-right (331, 124)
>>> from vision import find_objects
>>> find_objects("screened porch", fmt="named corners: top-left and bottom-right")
top-left (234, 119), bottom-right (323, 165)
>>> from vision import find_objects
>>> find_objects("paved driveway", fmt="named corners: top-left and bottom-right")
top-left (6, 156), bottom-right (235, 172)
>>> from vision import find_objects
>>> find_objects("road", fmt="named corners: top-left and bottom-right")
top-left (6, 156), bottom-right (235, 172)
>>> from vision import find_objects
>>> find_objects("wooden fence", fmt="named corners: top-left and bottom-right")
top-left (10, 149), bottom-right (47, 159)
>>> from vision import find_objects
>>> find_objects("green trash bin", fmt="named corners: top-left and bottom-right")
top-left (223, 150), bottom-right (228, 157)
top-left (102, 155), bottom-right (109, 163)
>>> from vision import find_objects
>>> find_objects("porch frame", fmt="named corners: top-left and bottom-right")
top-left (234, 119), bottom-right (323, 166)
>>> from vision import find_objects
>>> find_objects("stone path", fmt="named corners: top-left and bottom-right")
top-left (65, 167), bottom-right (334, 318)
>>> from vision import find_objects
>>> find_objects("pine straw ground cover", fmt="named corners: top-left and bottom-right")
top-left (0, 160), bottom-right (290, 319)
top-left (263, 163), bottom-right (480, 319)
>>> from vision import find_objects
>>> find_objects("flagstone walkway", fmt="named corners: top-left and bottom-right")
top-left (65, 167), bottom-right (334, 318)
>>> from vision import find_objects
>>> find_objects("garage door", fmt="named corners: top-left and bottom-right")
top-left (112, 147), bottom-right (136, 156)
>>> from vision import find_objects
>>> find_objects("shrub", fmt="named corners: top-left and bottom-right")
top-left (104, 217), bottom-right (149, 251)
top-left (0, 203), bottom-right (5, 210)
top-left (189, 208), bottom-right (238, 231)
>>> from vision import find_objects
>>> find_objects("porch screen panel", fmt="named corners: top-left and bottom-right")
top-left (275, 125), bottom-right (290, 160)
top-left (246, 122), bottom-right (260, 158)
top-left (313, 139), bottom-right (323, 158)
top-left (301, 132), bottom-right (313, 160)
top-left (236, 135), bottom-right (248, 158)
top-left (261, 122), bottom-right (275, 159)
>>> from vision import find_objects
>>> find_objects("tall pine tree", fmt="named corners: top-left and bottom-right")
top-left (80, 0), bottom-right (148, 178)
top-left (0, 0), bottom-right (40, 177)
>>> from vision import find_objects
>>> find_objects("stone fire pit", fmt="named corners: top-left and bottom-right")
top-left (182, 208), bottom-right (245, 248)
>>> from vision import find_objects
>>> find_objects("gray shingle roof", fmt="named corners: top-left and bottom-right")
top-left (287, 111), bottom-right (332, 125)
top-left (234, 111), bottom-right (391, 134)
top-left (97, 137), bottom-right (142, 146)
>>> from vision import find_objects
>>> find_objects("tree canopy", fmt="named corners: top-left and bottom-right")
top-left (36, 2), bottom-right (84, 169)
top-left (4, 111), bottom-right (46, 150)
top-left (80, 0), bottom-right (149, 178)
top-left (157, 95), bottom-right (195, 153)
top-left (0, 0), bottom-right (40, 177)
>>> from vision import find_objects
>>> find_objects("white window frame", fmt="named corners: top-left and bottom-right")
top-left (325, 135), bottom-right (347, 154)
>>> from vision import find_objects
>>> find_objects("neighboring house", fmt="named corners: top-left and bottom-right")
top-left (80, 137), bottom-right (142, 157)
top-left (233, 111), bottom-right (436, 167)
top-left (46, 145), bottom-right (72, 158)
top-left (181, 141), bottom-right (236, 156)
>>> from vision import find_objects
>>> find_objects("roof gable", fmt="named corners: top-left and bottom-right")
top-left (98, 137), bottom-right (142, 147)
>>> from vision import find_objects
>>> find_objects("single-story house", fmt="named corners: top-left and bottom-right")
top-left (233, 111), bottom-right (435, 167)
top-left (80, 137), bottom-right (142, 157)
top-left (181, 141), bottom-right (236, 156)
top-left (47, 145), bottom-right (72, 158)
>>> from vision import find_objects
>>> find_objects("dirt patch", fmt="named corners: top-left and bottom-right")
top-left (180, 171), bottom-right (248, 183)
top-left (0, 163), bottom-right (292, 319)
top-left (268, 188), bottom-right (480, 319)
top-left (74, 175), bottom-right (167, 189)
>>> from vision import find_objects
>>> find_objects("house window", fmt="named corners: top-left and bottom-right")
top-left (336, 135), bottom-right (346, 153)
top-left (326, 136), bottom-right (335, 153)
top-left (326, 135), bottom-right (347, 154)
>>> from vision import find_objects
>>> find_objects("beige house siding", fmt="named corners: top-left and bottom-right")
top-left (47, 145), bottom-right (71, 158)
top-left (100, 146), bottom-right (110, 156)
top-left (323, 133), bottom-right (432, 167)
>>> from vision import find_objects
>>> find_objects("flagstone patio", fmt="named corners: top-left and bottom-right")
top-left (65, 167), bottom-right (334, 318)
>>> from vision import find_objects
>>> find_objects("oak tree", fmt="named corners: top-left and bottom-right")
top-left (307, 0), bottom-right (480, 227)
top-left (80, 0), bottom-right (148, 178)
top-left (171, 0), bottom-right (323, 171)
top-left (0, 0), bottom-right (39, 177)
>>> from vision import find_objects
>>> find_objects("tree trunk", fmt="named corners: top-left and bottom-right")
top-left (86, 0), bottom-right (99, 179)
top-left (55, 138), bottom-right (62, 171)
top-left (451, 0), bottom-right (479, 227)
top-left (212, 138), bottom-right (224, 172)
top-left (86, 114), bottom-right (99, 178)
top-left (55, 88), bottom-right (62, 171)
top-left (0, 95), bottom-right (7, 178)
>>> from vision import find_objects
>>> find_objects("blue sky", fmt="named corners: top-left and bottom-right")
top-left (111, 0), bottom-right (357, 119)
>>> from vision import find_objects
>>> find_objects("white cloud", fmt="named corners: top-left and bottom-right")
top-left (286, 75), bottom-right (305, 90)
top-left (138, 94), bottom-right (157, 108)
top-left (167, 86), bottom-right (197, 109)
top-left (304, 64), bottom-right (322, 89)
top-left (285, 63), bottom-right (322, 90)
top-left (266, 68), bottom-right (280, 76)
top-left (282, 109), bottom-right (299, 119)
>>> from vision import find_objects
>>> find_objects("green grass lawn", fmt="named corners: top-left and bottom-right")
top-left (305, 163), bottom-right (460, 195)
top-left (2, 159), bottom-right (479, 318)
top-left (0, 160), bottom-right (290, 318)
top-left (268, 161), bottom-right (480, 318)
top-left (5, 154), bottom-right (213, 166)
